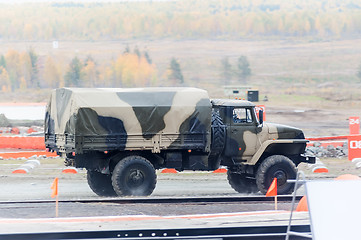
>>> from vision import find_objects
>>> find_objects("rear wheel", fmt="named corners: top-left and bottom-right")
top-left (256, 155), bottom-right (297, 195)
top-left (227, 171), bottom-right (258, 194)
top-left (111, 155), bottom-right (157, 196)
top-left (87, 170), bottom-right (117, 197)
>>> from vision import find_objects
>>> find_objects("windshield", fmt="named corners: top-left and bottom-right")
top-left (233, 108), bottom-right (253, 124)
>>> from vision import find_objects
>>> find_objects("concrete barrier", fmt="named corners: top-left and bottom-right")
top-left (12, 159), bottom-right (41, 174)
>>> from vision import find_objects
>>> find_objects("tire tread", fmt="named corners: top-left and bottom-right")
top-left (87, 170), bottom-right (118, 197)
top-left (111, 155), bottom-right (156, 196)
top-left (256, 155), bottom-right (297, 195)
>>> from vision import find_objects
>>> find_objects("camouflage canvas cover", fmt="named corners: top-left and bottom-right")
top-left (45, 87), bottom-right (212, 153)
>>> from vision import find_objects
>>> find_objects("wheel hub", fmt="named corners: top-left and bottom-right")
top-left (128, 170), bottom-right (144, 187)
top-left (274, 170), bottom-right (287, 185)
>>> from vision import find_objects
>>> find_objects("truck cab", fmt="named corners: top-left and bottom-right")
top-left (211, 99), bottom-right (315, 194)
top-left (212, 99), bottom-right (261, 162)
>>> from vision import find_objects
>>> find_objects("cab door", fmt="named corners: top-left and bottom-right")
top-left (225, 107), bottom-right (259, 161)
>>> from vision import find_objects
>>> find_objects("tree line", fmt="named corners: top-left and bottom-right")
top-left (0, 48), bottom-right (159, 91)
top-left (0, 47), bottom-right (195, 91)
top-left (0, 0), bottom-right (361, 41)
top-left (0, 47), bottom-right (254, 92)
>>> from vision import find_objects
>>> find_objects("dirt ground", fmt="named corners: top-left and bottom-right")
top-left (298, 158), bottom-right (360, 178)
top-left (266, 106), bottom-right (352, 137)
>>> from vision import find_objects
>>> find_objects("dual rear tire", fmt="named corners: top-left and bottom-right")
top-left (87, 155), bottom-right (157, 197)
top-left (87, 171), bottom-right (117, 197)
top-left (227, 171), bottom-right (258, 194)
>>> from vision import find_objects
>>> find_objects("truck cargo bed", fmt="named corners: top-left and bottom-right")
top-left (46, 132), bottom-right (209, 154)
top-left (45, 87), bottom-right (212, 154)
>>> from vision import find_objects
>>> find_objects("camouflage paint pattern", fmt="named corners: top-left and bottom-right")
top-left (45, 88), bottom-right (309, 167)
top-left (211, 100), bottom-right (307, 165)
top-left (45, 88), bottom-right (212, 154)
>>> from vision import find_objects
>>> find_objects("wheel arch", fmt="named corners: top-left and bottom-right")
top-left (250, 140), bottom-right (307, 166)
top-left (107, 151), bottom-right (163, 172)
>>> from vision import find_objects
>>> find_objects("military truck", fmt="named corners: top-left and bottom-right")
top-left (45, 87), bottom-right (315, 197)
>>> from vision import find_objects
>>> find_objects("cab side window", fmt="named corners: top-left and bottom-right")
top-left (233, 108), bottom-right (253, 124)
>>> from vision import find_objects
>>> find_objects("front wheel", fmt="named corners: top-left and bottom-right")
top-left (256, 155), bottom-right (297, 195)
top-left (111, 155), bottom-right (157, 196)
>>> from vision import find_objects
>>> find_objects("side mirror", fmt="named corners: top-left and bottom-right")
top-left (258, 110), bottom-right (264, 125)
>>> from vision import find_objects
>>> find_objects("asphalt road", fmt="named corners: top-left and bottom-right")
top-left (0, 161), bottom-right (293, 218)
top-left (0, 170), bottom-right (241, 202)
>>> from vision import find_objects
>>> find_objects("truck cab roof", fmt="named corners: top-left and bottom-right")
top-left (211, 99), bottom-right (255, 108)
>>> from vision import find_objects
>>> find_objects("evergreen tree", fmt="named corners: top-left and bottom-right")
top-left (124, 45), bottom-right (130, 54)
top-left (221, 57), bottom-right (232, 85)
top-left (84, 55), bottom-right (95, 67)
top-left (28, 48), bottom-right (39, 88)
top-left (168, 58), bottom-right (184, 85)
top-left (237, 56), bottom-right (251, 83)
top-left (0, 55), bottom-right (6, 69)
top-left (64, 57), bottom-right (83, 87)
top-left (134, 46), bottom-right (141, 58)
top-left (144, 51), bottom-right (152, 64)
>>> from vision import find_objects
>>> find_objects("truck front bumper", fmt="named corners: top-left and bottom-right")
top-left (300, 154), bottom-right (316, 164)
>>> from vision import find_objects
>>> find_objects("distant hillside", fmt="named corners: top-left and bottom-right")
top-left (0, 0), bottom-right (360, 41)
